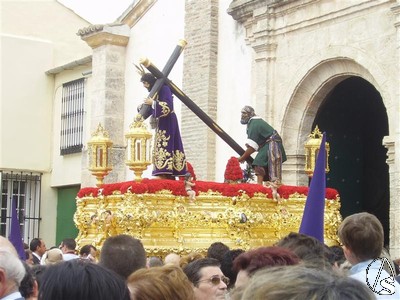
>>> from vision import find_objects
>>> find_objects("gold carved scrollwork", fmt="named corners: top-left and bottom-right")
top-left (75, 191), bottom-right (342, 256)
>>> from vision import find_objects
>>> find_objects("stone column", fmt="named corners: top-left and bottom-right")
top-left (78, 24), bottom-right (130, 187)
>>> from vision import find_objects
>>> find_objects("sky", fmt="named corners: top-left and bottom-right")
top-left (58, 0), bottom-right (134, 24)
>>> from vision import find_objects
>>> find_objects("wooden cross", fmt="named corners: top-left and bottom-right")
top-left (137, 40), bottom-right (253, 164)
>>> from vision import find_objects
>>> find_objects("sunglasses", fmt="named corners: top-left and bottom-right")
top-left (196, 275), bottom-right (230, 286)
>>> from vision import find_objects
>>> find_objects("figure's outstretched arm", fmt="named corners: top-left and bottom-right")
top-left (238, 146), bottom-right (256, 163)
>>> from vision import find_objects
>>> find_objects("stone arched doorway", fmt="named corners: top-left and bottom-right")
top-left (313, 77), bottom-right (389, 245)
top-left (282, 58), bottom-right (390, 245)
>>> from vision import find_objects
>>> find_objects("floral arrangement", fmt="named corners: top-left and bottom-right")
top-left (224, 157), bottom-right (244, 182)
top-left (77, 179), bottom-right (339, 200)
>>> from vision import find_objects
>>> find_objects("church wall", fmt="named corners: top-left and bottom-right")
top-left (215, 0), bottom-right (253, 182)
top-left (123, 0), bottom-right (185, 180)
top-left (227, 0), bottom-right (400, 256)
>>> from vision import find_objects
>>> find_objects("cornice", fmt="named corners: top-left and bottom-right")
top-left (78, 24), bottom-right (130, 49)
top-left (120, 0), bottom-right (157, 28)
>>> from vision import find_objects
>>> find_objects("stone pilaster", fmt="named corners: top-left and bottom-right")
top-left (78, 24), bottom-right (130, 187)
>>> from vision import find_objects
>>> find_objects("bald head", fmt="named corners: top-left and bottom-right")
top-left (164, 253), bottom-right (180, 266)
top-left (0, 236), bottom-right (18, 257)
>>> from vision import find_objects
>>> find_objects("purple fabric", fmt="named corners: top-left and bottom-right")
top-left (9, 197), bottom-right (25, 260)
top-left (299, 132), bottom-right (326, 243)
top-left (150, 85), bottom-right (187, 176)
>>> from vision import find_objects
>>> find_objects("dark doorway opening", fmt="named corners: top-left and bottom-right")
top-left (313, 76), bottom-right (389, 245)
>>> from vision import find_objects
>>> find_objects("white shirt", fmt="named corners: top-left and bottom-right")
top-left (0, 291), bottom-right (24, 300)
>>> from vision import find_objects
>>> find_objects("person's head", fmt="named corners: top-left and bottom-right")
top-left (19, 261), bottom-right (38, 299)
top-left (100, 234), bottom-right (146, 279)
top-left (233, 246), bottom-right (300, 288)
top-left (38, 260), bottom-right (130, 300)
top-left (329, 245), bottom-right (346, 267)
top-left (275, 232), bottom-right (328, 267)
top-left (185, 172), bottom-right (192, 181)
top-left (183, 258), bottom-right (228, 300)
top-left (127, 265), bottom-right (195, 300)
top-left (147, 256), bottom-right (164, 268)
top-left (180, 252), bottom-right (204, 269)
top-left (25, 249), bottom-right (34, 266)
top-left (338, 212), bottom-right (384, 264)
top-left (0, 249), bottom-right (26, 298)
top-left (237, 265), bottom-right (376, 300)
top-left (220, 249), bottom-right (244, 289)
top-left (141, 73), bottom-right (156, 92)
top-left (0, 236), bottom-right (18, 256)
top-left (207, 242), bottom-right (230, 263)
top-left (79, 244), bottom-right (97, 260)
top-left (30, 238), bottom-right (46, 256)
top-left (60, 238), bottom-right (76, 253)
top-left (164, 253), bottom-right (180, 266)
top-left (41, 248), bottom-right (63, 265)
top-left (30, 264), bottom-right (46, 290)
top-left (240, 106), bottom-right (256, 125)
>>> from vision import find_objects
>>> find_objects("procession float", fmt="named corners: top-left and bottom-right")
top-left (74, 41), bottom-right (342, 256)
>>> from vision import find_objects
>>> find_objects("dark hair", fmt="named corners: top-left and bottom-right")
top-left (141, 73), bottom-right (156, 89)
top-left (30, 238), bottom-right (42, 252)
top-left (275, 232), bottom-right (328, 267)
top-left (25, 249), bottom-right (32, 260)
top-left (61, 238), bottom-right (76, 251)
top-left (100, 234), bottom-right (146, 279)
top-left (220, 249), bottom-right (245, 289)
top-left (183, 258), bottom-right (221, 287)
top-left (79, 244), bottom-right (96, 256)
top-left (207, 242), bottom-right (230, 263)
top-left (19, 261), bottom-right (35, 298)
top-left (184, 172), bottom-right (192, 180)
top-left (233, 246), bottom-right (299, 276)
top-left (38, 260), bottom-right (130, 300)
top-left (31, 264), bottom-right (47, 289)
top-left (329, 245), bottom-right (346, 266)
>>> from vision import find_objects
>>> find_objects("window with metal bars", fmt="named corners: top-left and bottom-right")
top-left (0, 171), bottom-right (41, 243)
top-left (60, 78), bottom-right (85, 155)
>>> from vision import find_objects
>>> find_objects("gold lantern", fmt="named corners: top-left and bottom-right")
top-left (305, 126), bottom-right (330, 177)
top-left (125, 115), bottom-right (153, 181)
top-left (88, 123), bottom-right (113, 187)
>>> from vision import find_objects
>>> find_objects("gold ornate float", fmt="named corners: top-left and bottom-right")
top-left (74, 180), bottom-right (341, 256)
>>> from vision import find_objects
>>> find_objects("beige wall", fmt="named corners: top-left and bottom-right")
top-left (50, 68), bottom-right (92, 187)
top-left (1, 0), bottom-right (91, 67)
top-left (1, 0), bottom-right (92, 246)
top-left (1, 35), bottom-right (54, 171)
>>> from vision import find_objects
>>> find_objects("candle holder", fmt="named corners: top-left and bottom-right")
top-left (88, 123), bottom-right (113, 187)
top-left (305, 126), bottom-right (330, 178)
top-left (125, 115), bottom-right (152, 181)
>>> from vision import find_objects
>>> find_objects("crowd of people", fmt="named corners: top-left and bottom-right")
top-left (1, 212), bottom-right (400, 299)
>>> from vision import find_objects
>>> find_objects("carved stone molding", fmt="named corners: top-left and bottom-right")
top-left (78, 24), bottom-right (130, 49)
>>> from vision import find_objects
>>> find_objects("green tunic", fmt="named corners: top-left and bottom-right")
top-left (246, 117), bottom-right (286, 180)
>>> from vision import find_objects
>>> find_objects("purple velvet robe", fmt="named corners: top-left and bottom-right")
top-left (151, 84), bottom-right (187, 177)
